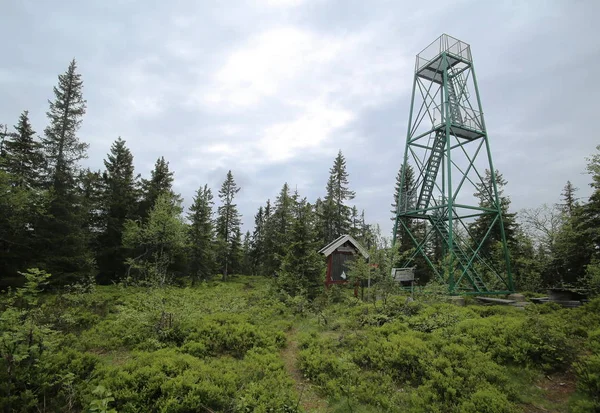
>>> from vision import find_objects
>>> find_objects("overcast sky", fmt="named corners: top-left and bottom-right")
top-left (2, 0), bottom-right (599, 236)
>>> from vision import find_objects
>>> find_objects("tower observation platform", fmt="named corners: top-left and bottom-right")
top-left (392, 34), bottom-right (513, 294)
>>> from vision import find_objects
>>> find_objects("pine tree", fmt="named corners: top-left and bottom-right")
top-left (3, 111), bottom-right (44, 188)
top-left (122, 192), bottom-right (187, 286)
top-left (187, 184), bottom-right (216, 284)
top-left (215, 170), bottom-right (241, 281)
top-left (350, 206), bottom-right (360, 239)
top-left (37, 59), bottom-right (92, 283)
top-left (250, 206), bottom-right (265, 275)
top-left (579, 145), bottom-right (600, 261)
top-left (264, 199), bottom-right (272, 220)
top-left (97, 138), bottom-right (139, 283)
top-left (242, 230), bottom-right (252, 274)
top-left (559, 181), bottom-right (579, 216)
top-left (323, 150), bottom-right (355, 242)
top-left (42, 59), bottom-right (88, 189)
top-left (358, 209), bottom-right (376, 250)
top-left (313, 197), bottom-right (326, 245)
top-left (261, 199), bottom-right (277, 275)
top-left (0, 169), bottom-right (43, 282)
top-left (0, 124), bottom-right (8, 161)
top-left (79, 168), bottom-right (104, 238)
top-left (391, 162), bottom-right (415, 251)
top-left (229, 227), bottom-right (244, 275)
top-left (266, 183), bottom-right (294, 274)
top-left (139, 157), bottom-right (177, 220)
top-left (545, 149), bottom-right (600, 286)
top-left (470, 169), bottom-right (517, 257)
top-left (279, 198), bottom-right (323, 298)
top-left (0, 113), bottom-right (45, 282)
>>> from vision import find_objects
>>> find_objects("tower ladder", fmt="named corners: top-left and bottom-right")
top-left (447, 76), bottom-right (463, 125)
top-left (416, 131), bottom-right (445, 210)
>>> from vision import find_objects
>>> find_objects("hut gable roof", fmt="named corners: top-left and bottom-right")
top-left (318, 234), bottom-right (369, 259)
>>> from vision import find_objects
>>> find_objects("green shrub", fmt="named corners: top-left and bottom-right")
top-left (458, 386), bottom-right (517, 413)
top-left (574, 353), bottom-right (600, 405)
top-left (408, 303), bottom-right (474, 333)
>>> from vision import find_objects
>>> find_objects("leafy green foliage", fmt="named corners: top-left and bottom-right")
top-left (86, 385), bottom-right (117, 413)
top-left (123, 193), bottom-right (187, 286)
top-left (1, 275), bottom-right (599, 411)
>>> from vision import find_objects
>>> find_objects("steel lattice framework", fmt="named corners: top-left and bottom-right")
top-left (392, 34), bottom-right (514, 294)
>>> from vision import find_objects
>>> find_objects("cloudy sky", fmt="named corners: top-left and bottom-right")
top-left (2, 0), bottom-right (599, 235)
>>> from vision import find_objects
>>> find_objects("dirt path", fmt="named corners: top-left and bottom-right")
top-left (281, 329), bottom-right (330, 412)
top-left (522, 371), bottom-right (577, 413)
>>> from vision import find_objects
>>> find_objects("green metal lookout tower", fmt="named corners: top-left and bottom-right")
top-left (392, 34), bottom-right (514, 294)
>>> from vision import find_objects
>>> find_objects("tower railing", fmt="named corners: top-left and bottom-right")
top-left (432, 105), bottom-right (483, 132)
top-left (415, 34), bottom-right (472, 72)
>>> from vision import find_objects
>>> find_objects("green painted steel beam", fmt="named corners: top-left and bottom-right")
top-left (394, 35), bottom-right (512, 294)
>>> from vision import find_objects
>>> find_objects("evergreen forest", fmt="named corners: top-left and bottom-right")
top-left (1, 61), bottom-right (600, 412)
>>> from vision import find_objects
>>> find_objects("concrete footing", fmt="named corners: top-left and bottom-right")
top-left (507, 293), bottom-right (526, 302)
top-left (449, 296), bottom-right (465, 306)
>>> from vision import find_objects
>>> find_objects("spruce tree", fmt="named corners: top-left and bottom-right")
top-left (229, 227), bottom-right (244, 275)
top-left (470, 169), bottom-right (517, 257)
top-left (0, 113), bottom-right (45, 282)
top-left (0, 170), bottom-right (41, 283)
top-left (38, 59), bottom-right (92, 283)
top-left (580, 145), bottom-right (600, 260)
top-left (350, 205), bottom-right (360, 239)
top-left (261, 199), bottom-right (276, 275)
top-left (242, 230), bottom-right (252, 274)
top-left (42, 59), bottom-right (88, 189)
top-left (139, 157), bottom-right (177, 220)
top-left (187, 184), bottom-right (216, 284)
top-left (321, 177), bottom-right (337, 243)
top-left (559, 181), bottom-right (579, 216)
top-left (79, 168), bottom-right (104, 237)
top-left (0, 124), bottom-right (8, 161)
top-left (323, 150), bottom-right (355, 242)
top-left (391, 162), bottom-right (415, 251)
top-left (3, 111), bottom-right (44, 188)
top-left (313, 197), bottom-right (326, 245)
top-left (250, 206), bottom-right (265, 275)
top-left (122, 192), bottom-right (187, 286)
top-left (215, 170), bottom-right (241, 281)
top-left (266, 183), bottom-right (294, 274)
top-left (97, 138), bottom-right (139, 283)
top-left (280, 198), bottom-right (323, 298)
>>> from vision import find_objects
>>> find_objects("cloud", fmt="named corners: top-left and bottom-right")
top-left (200, 27), bottom-right (345, 109)
top-left (258, 102), bottom-right (354, 162)
top-left (1, 0), bottom-right (599, 235)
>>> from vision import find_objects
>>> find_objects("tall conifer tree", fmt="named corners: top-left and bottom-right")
top-left (470, 169), bottom-right (516, 257)
top-left (3, 111), bottom-right (44, 188)
top-left (97, 138), bottom-right (139, 283)
top-left (391, 162), bottom-right (415, 251)
top-left (215, 170), bottom-right (241, 281)
top-left (322, 150), bottom-right (355, 242)
top-left (188, 184), bottom-right (216, 283)
top-left (139, 157), bottom-right (177, 220)
top-left (38, 59), bottom-right (92, 283)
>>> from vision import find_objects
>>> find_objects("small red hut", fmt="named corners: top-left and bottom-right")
top-left (319, 234), bottom-right (369, 287)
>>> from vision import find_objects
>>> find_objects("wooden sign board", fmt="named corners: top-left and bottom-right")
top-left (391, 267), bottom-right (415, 282)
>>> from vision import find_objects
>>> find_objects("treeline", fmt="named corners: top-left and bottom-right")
top-left (0, 60), bottom-right (376, 290)
top-left (392, 148), bottom-right (600, 293)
